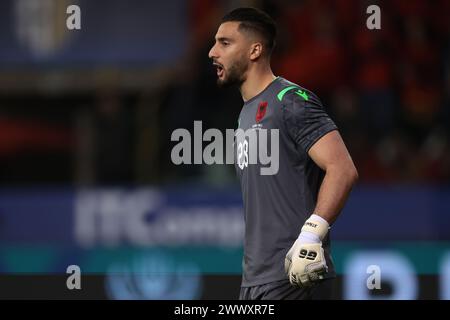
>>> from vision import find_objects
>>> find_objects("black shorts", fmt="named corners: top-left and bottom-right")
top-left (239, 278), bottom-right (336, 300)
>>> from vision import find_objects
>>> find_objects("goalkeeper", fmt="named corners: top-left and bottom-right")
top-left (208, 8), bottom-right (358, 299)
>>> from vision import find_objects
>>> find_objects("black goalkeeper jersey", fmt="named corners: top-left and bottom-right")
top-left (234, 76), bottom-right (338, 287)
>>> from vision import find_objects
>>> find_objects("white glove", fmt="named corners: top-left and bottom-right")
top-left (285, 214), bottom-right (330, 287)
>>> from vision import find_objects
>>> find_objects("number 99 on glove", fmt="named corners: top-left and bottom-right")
top-left (284, 214), bottom-right (330, 287)
top-left (284, 241), bottom-right (328, 287)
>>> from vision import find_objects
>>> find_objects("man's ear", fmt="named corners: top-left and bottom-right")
top-left (249, 42), bottom-right (263, 61)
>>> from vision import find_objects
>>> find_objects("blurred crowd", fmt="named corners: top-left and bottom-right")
top-left (0, 0), bottom-right (449, 186)
top-left (267, 0), bottom-right (450, 184)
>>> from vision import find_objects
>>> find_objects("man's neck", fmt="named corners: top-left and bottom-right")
top-left (240, 66), bottom-right (277, 102)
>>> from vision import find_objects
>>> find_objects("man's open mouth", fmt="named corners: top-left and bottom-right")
top-left (213, 62), bottom-right (224, 78)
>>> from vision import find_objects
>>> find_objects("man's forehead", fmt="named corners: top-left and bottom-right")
top-left (215, 21), bottom-right (241, 39)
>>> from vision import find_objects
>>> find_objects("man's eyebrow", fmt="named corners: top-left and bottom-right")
top-left (216, 36), bottom-right (233, 42)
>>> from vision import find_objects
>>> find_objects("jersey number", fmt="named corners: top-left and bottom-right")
top-left (237, 140), bottom-right (249, 170)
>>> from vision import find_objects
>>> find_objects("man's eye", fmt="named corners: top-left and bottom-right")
top-left (222, 42), bottom-right (229, 46)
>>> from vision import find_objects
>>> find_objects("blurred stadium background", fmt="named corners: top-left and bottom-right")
top-left (0, 0), bottom-right (449, 299)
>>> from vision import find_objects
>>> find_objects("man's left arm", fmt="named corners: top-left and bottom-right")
top-left (285, 130), bottom-right (358, 287)
top-left (308, 130), bottom-right (358, 225)
top-left (282, 93), bottom-right (358, 287)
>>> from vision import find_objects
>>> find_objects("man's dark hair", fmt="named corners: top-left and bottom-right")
top-left (221, 7), bottom-right (277, 57)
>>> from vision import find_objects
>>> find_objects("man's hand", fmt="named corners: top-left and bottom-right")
top-left (285, 241), bottom-right (328, 287)
top-left (284, 214), bottom-right (330, 287)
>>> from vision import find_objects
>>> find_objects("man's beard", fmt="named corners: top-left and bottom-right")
top-left (217, 58), bottom-right (248, 88)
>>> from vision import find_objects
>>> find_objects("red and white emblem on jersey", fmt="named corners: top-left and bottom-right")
top-left (256, 101), bottom-right (268, 123)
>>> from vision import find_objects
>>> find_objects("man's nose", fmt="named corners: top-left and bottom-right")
top-left (208, 44), bottom-right (217, 59)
